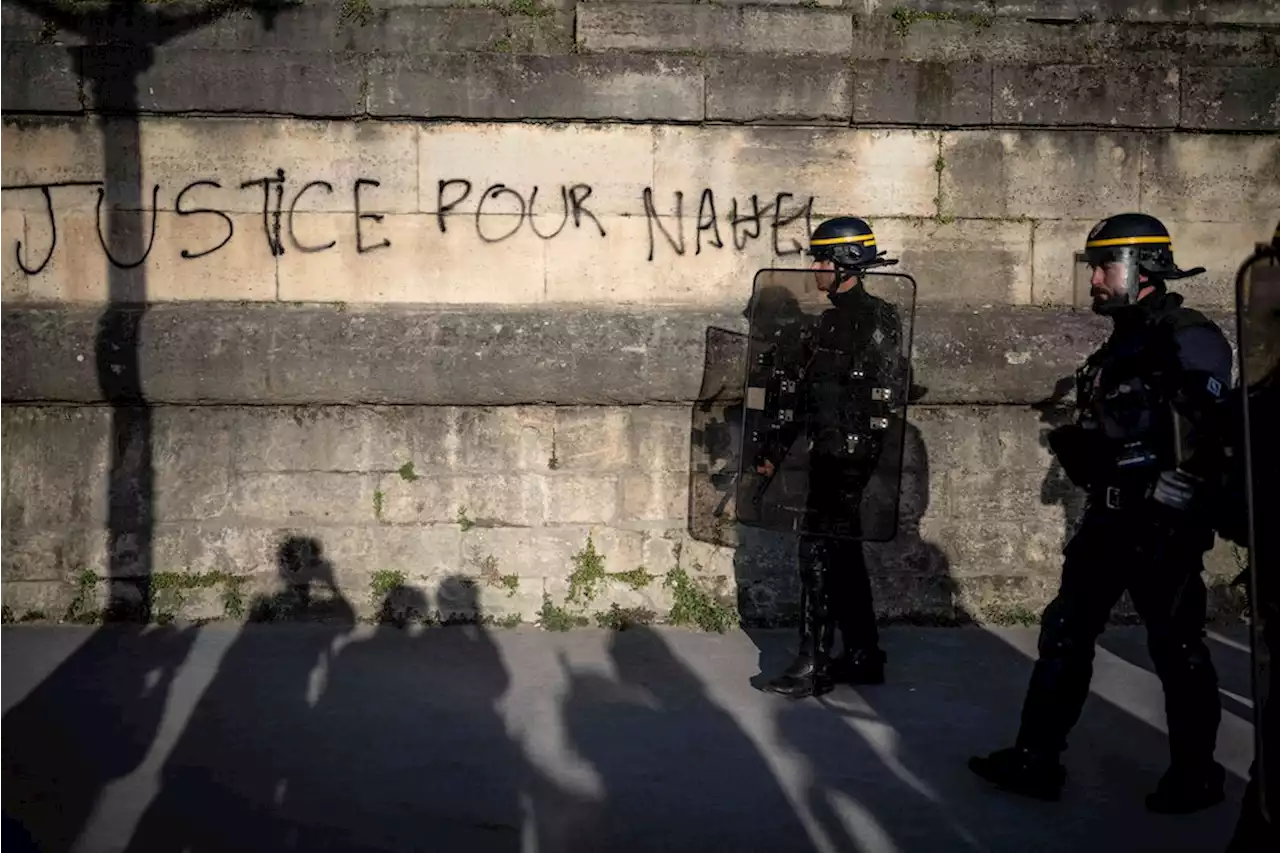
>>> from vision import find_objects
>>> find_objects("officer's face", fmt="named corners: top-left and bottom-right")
top-left (1089, 262), bottom-right (1146, 307)
top-left (811, 259), bottom-right (838, 291)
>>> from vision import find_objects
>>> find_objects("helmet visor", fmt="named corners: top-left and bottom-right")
top-left (1074, 245), bottom-right (1141, 312)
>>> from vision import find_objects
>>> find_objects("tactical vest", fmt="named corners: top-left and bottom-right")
top-left (802, 288), bottom-right (899, 461)
top-left (1074, 295), bottom-right (1220, 489)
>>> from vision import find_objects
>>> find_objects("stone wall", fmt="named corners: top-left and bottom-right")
top-left (3, 0), bottom-right (1278, 627)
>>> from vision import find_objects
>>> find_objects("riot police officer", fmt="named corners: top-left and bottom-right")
top-left (969, 212), bottom-right (1233, 813)
top-left (753, 216), bottom-right (907, 698)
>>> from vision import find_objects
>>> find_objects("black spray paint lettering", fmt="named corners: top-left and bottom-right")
top-left (1, 180), bottom-right (104, 275)
top-left (96, 183), bottom-right (161, 269)
top-left (354, 179), bottom-right (390, 254)
top-left (642, 188), bottom-right (816, 261)
top-left (240, 169), bottom-right (287, 256)
top-left (436, 180), bottom-right (606, 241)
top-left (175, 180), bottom-right (235, 259)
top-left (288, 180), bottom-right (336, 254)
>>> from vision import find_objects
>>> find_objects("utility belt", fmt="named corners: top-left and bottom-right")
top-left (1088, 482), bottom-right (1152, 512)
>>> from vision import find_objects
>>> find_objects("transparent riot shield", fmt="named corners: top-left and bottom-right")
top-left (734, 268), bottom-right (916, 542)
top-left (1236, 240), bottom-right (1280, 829)
top-left (688, 326), bottom-right (748, 547)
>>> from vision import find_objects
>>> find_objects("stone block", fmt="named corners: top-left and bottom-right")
top-left (870, 218), bottom-right (1033, 304)
top-left (630, 406), bottom-right (691, 473)
top-left (14, 208), bottom-right (277, 302)
top-left (160, 4), bottom-right (506, 53)
top-left (544, 474), bottom-right (620, 525)
top-left (131, 115), bottom-right (419, 215)
top-left (940, 129), bottom-right (1142, 219)
top-left (0, 580), bottom-right (78, 620)
top-left (853, 60), bottom-right (992, 125)
top-left (151, 524), bottom-right (281, 578)
top-left (310, 525), bottom-right (464, 582)
top-left (452, 526), bottom-right (589, 585)
top-left (1180, 66), bottom-right (1280, 131)
top-left (543, 575), bottom-right (675, 622)
top-left (858, 16), bottom-right (1274, 67)
top-left (552, 408), bottom-right (631, 472)
top-left (452, 408), bottom-right (556, 472)
top-left (654, 126), bottom-right (941, 219)
top-left (543, 213), bottom-right (782, 306)
top-left (857, 0), bottom-right (999, 15)
top-left (280, 211), bottom-right (548, 303)
top-left (378, 473), bottom-right (547, 528)
top-left (368, 54), bottom-right (704, 121)
top-left (419, 122), bottom-right (655, 218)
top-left (943, 471), bottom-right (1064, 527)
top-left (233, 472), bottom-right (380, 525)
top-left (993, 65), bottom-right (1180, 127)
top-left (911, 406), bottom-right (1052, 479)
top-left (230, 407), bottom-right (448, 473)
top-left (576, 5), bottom-right (854, 55)
top-left (1140, 134), bottom-right (1280, 224)
top-left (906, 306), bottom-right (1112, 404)
top-left (1, 116), bottom-right (104, 204)
top-left (1193, 1), bottom-right (1280, 24)
top-left (1, 407), bottom-right (110, 529)
top-left (2, 208), bottom-right (30, 301)
top-left (152, 408), bottom-right (236, 522)
top-left (1, 527), bottom-right (109, 583)
top-left (1031, 218), bottom-right (1100, 306)
top-left (81, 48), bottom-right (363, 116)
top-left (620, 472), bottom-right (688, 524)
top-left (2, 43), bottom-right (81, 113)
top-left (993, 0), bottom-right (1192, 20)
top-left (706, 56), bottom-right (853, 124)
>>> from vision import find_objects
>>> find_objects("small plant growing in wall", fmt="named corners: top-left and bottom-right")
top-left (369, 569), bottom-right (406, 608)
top-left (538, 593), bottom-right (588, 632)
top-left (456, 505), bottom-right (475, 532)
top-left (373, 489), bottom-right (385, 521)
top-left (339, 0), bottom-right (375, 27)
top-left (596, 603), bottom-right (657, 631)
top-left (566, 534), bottom-right (608, 605)
top-left (397, 461), bottom-right (419, 482)
top-left (665, 564), bottom-right (738, 633)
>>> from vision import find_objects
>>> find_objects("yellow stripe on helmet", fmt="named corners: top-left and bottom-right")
top-left (810, 233), bottom-right (877, 247)
top-left (1085, 235), bottom-right (1172, 248)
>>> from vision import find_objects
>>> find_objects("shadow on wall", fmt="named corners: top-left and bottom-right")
top-left (6, 0), bottom-right (299, 620)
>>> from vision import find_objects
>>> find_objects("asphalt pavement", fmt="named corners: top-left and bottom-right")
top-left (1, 622), bottom-right (1260, 853)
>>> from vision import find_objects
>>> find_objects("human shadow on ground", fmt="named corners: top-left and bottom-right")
top-left (554, 624), bottom-right (819, 852)
top-left (122, 535), bottom-right (357, 853)
top-left (2, 622), bottom-right (197, 853)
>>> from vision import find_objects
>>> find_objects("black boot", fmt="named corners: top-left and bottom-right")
top-left (968, 746), bottom-right (1067, 802)
top-left (1145, 762), bottom-right (1225, 814)
top-left (831, 647), bottom-right (886, 685)
top-left (764, 577), bottom-right (835, 699)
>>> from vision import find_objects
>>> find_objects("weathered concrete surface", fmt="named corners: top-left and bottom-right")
top-left (0, 400), bottom-right (1249, 626)
top-left (0, 623), bottom-right (1259, 853)
top-left (0, 304), bottom-right (1152, 405)
top-left (706, 56), bottom-right (853, 124)
top-left (368, 54), bottom-right (706, 121)
top-left (993, 65), bottom-right (1181, 128)
top-left (854, 60), bottom-right (993, 125)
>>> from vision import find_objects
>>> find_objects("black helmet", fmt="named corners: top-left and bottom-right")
top-left (807, 216), bottom-right (897, 273)
top-left (1080, 212), bottom-right (1205, 314)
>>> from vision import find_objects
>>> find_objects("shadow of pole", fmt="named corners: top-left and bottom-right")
top-left (12, 0), bottom-right (297, 620)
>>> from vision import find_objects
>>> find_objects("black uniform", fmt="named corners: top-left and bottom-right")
top-left (758, 280), bottom-right (905, 696)
top-left (972, 285), bottom-right (1234, 811)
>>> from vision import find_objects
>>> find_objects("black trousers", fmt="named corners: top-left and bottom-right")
top-left (1016, 505), bottom-right (1222, 769)
top-left (798, 458), bottom-right (880, 654)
